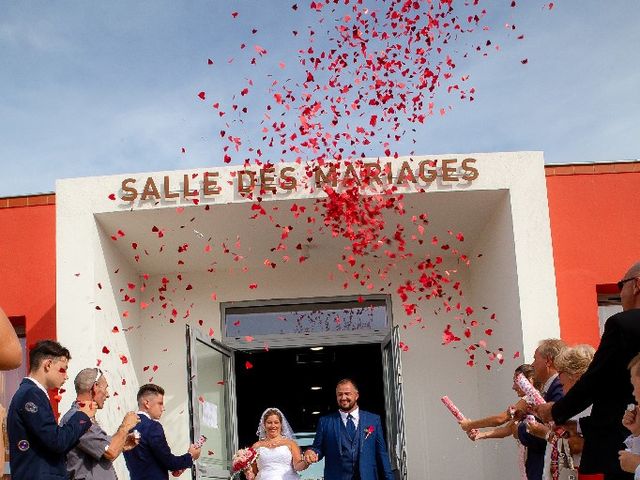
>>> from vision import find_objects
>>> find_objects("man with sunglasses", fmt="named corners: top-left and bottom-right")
top-left (536, 261), bottom-right (640, 479)
top-left (7, 340), bottom-right (95, 480)
top-left (60, 368), bottom-right (140, 479)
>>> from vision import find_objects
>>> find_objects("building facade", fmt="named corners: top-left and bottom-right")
top-left (0, 154), bottom-right (638, 479)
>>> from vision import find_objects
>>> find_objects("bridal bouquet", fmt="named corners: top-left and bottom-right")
top-left (231, 447), bottom-right (258, 477)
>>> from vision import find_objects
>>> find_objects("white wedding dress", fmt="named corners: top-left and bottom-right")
top-left (256, 445), bottom-right (300, 480)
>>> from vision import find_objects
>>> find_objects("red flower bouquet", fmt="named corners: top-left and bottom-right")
top-left (231, 447), bottom-right (259, 476)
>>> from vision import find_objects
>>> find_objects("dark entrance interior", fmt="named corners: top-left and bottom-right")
top-left (235, 343), bottom-right (385, 448)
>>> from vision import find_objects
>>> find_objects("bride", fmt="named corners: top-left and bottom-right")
top-left (243, 408), bottom-right (308, 480)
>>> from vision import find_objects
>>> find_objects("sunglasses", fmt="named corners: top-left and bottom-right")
top-left (617, 277), bottom-right (637, 292)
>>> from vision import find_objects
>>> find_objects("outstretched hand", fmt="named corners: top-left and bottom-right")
top-left (525, 420), bottom-right (550, 440)
top-left (188, 444), bottom-right (202, 460)
top-left (120, 411), bottom-right (140, 432)
top-left (458, 418), bottom-right (473, 432)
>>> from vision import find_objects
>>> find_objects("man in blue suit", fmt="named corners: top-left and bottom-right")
top-left (124, 384), bottom-right (201, 480)
top-left (7, 340), bottom-right (95, 480)
top-left (304, 379), bottom-right (394, 480)
top-left (517, 338), bottom-right (566, 480)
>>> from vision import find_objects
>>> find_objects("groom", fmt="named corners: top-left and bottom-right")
top-left (304, 379), bottom-right (394, 480)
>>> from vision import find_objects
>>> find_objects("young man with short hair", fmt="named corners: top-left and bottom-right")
top-left (7, 340), bottom-right (95, 480)
top-left (124, 383), bottom-right (201, 480)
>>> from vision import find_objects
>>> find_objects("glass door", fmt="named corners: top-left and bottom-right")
top-left (382, 326), bottom-right (407, 480)
top-left (186, 324), bottom-right (238, 479)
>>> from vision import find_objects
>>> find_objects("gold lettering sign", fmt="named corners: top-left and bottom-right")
top-left (118, 158), bottom-right (479, 202)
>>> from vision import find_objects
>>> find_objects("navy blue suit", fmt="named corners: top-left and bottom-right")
top-left (517, 376), bottom-right (564, 480)
top-left (123, 413), bottom-right (193, 480)
top-left (310, 410), bottom-right (394, 480)
top-left (7, 378), bottom-right (91, 480)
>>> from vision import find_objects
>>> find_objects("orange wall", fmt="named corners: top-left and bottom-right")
top-left (546, 166), bottom-right (640, 347)
top-left (0, 197), bottom-right (57, 357)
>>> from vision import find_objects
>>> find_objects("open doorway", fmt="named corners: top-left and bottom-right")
top-left (235, 343), bottom-right (385, 448)
top-left (187, 296), bottom-right (406, 479)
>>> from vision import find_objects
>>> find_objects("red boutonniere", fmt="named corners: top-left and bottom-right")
top-left (365, 425), bottom-right (375, 440)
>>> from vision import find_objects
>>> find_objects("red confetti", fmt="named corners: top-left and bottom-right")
top-left (442, 325), bottom-right (460, 345)
top-left (102, 346), bottom-right (110, 354)
top-left (245, 361), bottom-right (253, 370)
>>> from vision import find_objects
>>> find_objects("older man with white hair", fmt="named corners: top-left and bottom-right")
top-left (60, 368), bottom-right (140, 479)
top-left (537, 261), bottom-right (640, 480)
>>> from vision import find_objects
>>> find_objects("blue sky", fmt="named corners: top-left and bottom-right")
top-left (1, 1), bottom-right (638, 196)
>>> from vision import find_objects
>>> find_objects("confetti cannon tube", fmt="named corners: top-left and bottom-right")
top-left (194, 435), bottom-right (207, 448)
top-left (441, 396), bottom-right (479, 437)
top-left (441, 395), bottom-right (465, 421)
top-left (515, 373), bottom-right (567, 438)
top-left (515, 373), bottom-right (545, 405)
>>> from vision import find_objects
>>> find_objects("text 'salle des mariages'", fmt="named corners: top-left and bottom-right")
top-left (119, 157), bottom-right (479, 202)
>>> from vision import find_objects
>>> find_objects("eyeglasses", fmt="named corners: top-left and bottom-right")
top-left (94, 368), bottom-right (104, 384)
top-left (617, 277), bottom-right (638, 292)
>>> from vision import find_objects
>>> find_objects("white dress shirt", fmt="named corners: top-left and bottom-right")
top-left (339, 408), bottom-right (360, 429)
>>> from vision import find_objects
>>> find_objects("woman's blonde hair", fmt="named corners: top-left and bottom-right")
top-left (554, 344), bottom-right (595, 377)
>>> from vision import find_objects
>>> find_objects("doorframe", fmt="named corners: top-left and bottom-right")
top-left (212, 293), bottom-right (406, 477)
top-left (220, 294), bottom-right (392, 350)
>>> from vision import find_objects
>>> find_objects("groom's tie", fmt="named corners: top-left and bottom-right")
top-left (346, 413), bottom-right (356, 439)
